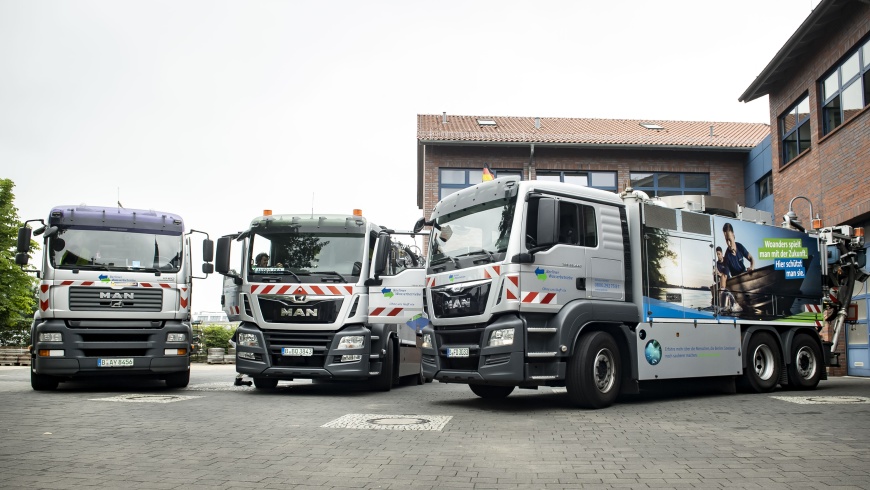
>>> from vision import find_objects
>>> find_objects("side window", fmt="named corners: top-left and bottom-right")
top-left (558, 202), bottom-right (597, 248)
top-left (526, 198), bottom-right (540, 248)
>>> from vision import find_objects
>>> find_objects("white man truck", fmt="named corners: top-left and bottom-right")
top-left (416, 177), bottom-right (867, 408)
top-left (16, 205), bottom-right (214, 391)
top-left (215, 210), bottom-right (428, 391)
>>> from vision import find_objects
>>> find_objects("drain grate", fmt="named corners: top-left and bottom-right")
top-left (771, 395), bottom-right (870, 405)
top-left (322, 414), bottom-right (452, 431)
top-left (89, 394), bottom-right (201, 403)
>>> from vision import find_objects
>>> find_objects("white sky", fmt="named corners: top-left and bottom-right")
top-left (1, 0), bottom-right (819, 312)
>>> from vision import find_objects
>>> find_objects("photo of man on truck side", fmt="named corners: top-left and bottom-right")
top-left (722, 222), bottom-right (756, 276)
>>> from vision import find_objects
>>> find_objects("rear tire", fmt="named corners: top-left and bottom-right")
top-left (737, 332), bottom-right (781, 393)
top-left (786, 334), bottom-right (822, 390)
top-left (31, 369), bottom-right (59, 391)
top-left (469, 384), bottom-right (514, 399)
top-left (164, 370), bottom-right (190, 388)
top-left (369, 339), bottom-right (394, 392)
top-left (253, 377), bottom-right (279, 390)
top-left (566, 331), bottom-right (621, 409)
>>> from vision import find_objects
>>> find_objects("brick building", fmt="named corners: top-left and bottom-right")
top-left (416, 113), bottom-right (770, 222)
top-left (740, 0), bottom-right (870, 376)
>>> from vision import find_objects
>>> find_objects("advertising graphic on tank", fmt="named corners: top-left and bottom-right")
top-left (644, 216), bottom-right (822, 322)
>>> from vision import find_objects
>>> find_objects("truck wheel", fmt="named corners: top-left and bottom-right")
top-left (785, 334), bottom-right (822, 390)
top-left (164, 370), bottom-right (190, 388)
top-left (567, 331), bottom-right (621, 409)
top-left (737, 332), bottom-right (781, 393)
top-left (31, 369), bottom-right (59, 391)
top-left (369, 339), bottom-right (394, 392)
top-left (253, 377), bottom-right (279, 389)
top-left (469, 384), bottom-right (514, 399)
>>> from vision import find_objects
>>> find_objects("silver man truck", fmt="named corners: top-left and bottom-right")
top-left (16, 205), bottom-right (214, 390)
top-left (416, 177), bottom-right (867, 408)
top-left (215, 210), bottom-right (428, 391)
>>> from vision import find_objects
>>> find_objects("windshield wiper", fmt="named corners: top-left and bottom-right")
top-left (310, 270), bottom-right (348, 283)
top-left (453, 249), bottom-right (496, 262)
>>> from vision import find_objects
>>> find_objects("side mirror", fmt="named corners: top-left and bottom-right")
top-left (373, 235), bottom-right (391, 278)
top-left (16, 227), bottom-right (31, 254)
top-left (202, 239), bottom-right (214, 262)
top-left (15, 252), bottom-right (29, 266)
top-left (202, 263), bottom-right (214, 274)
top-left (535, 198), bottom-right (558, 249)
top-left (413, 217), bottom-right (426, 234)
top-left (215, 237), bottom-right (232, 275)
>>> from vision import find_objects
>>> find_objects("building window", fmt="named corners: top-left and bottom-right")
top-left (535, 171), bottom-right (618, 192)
top-left (494, 169), bottom-right (523, 180)
top-left (822, 37), bottom-right (870, 135)
top-left (757, 172), bottom-right (773, 201)
top-left (780, 95), bottom-right (811, 165)
top-left (439, 169), bottom-right (482, 199)
top-left (629, 172), bottom-right (709, 197)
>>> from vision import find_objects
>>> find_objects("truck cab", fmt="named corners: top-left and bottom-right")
top-left (17, 205), bottom-right (214, 390)
top-left (215, 210), bottom-right (427, 391)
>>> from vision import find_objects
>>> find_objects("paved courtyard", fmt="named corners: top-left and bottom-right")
top-left (1, 364), bottom-right (869, 489)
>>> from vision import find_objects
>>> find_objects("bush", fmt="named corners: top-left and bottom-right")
top-left (202, 325), bottom-right (236, 351)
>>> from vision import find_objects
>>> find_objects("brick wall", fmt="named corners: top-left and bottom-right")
top-left (421, 144), bottom-right (747, 220)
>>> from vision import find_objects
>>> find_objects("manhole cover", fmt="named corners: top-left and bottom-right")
top-left (322, 414), bottom-right (452, 431)
top-left (771, 395), bottom-right (870, 405)
top-left (89, 394), bottom-right (201, 403)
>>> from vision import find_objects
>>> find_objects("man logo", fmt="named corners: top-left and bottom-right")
top-left (100, 292), bottom-right (134, 299)
top-left (288, 295), bottom-right (308, 304)
top-left (281, 308), bottom-right (317, 317)
top-left (111, 301), bottom-right (125, 308)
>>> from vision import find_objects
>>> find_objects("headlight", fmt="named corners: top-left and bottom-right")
top-left (39, 333), bottom-right (62, 342)
top-left (237, 333), bottom-right (259, 347)
top-left (488, 328), bottom-right (514, 347)
top-left (238, 351), bottom-right (256, 360)
top-left (337, 335), bottom-right (364, 350)
top-left (422, 333), bottom-right (432, 349)
top-left (341, 355), bottom-right (362, 362)
top-left (167, 333), bottom-right (187, 343)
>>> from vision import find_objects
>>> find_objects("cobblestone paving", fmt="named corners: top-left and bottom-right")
top-left (1, 364), bottom-right (869, 489)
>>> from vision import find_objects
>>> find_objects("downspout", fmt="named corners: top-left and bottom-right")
top-left (527, 143), bottom-right (535, 180)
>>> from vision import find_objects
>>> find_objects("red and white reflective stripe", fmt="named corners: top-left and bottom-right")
top-left (230, 306), bottom-right (240, 315)
top-left (426, 277), bottom-right (435, 288)
top-left (521, 291), bottom-right (557, 304)
top-left (804, 304), bottom-right (824, 327)
top-left (57, 280), bottom-right (173, 288)
top-left (504, 274), bottom-right (519, 302)
top-left (139, 283), bottom-right (172, 289)
top-left (483, 265), bottom-right (501, 279)
top-left (39, 282), bottom-right (50, 311)
top-left (369, 307), bottom-right (404, 317)
top-left (179, 286), bottom-right (189, 309)
top-left (249, 284), bottom-right (354, 296)
top-left (59, 280), bottom-right (96, 286)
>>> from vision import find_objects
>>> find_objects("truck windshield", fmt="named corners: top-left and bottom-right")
top-left (49, 228), bottom-right (183, 272)
top-left (249, 231), bottom-right (365, 278)
top-left (429, 197), bottom-right (516, 272)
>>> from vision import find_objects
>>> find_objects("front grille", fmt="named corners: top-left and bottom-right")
top-left (431, 283), bottom-right (490, 318)
top-left (79, 333), bottom-right (151, 342)
top-left (259, 297), bottom-right (342, 324)
top-left (69, 287), bottom-right (163, 312)
top-left (264, 331), bottom-right (334, 367)
top-left (82, 348), bottom-right (147, 357)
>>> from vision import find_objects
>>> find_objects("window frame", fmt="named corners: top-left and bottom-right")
top-left (628, 172), bottom-right (709, 197)
top-left (821, 37), bottom-right (870, 136)
top-left (757, 172), bottom-right (773, 202)
top-left (535, 170), bottom-right (618, 192)
top-left (779, 94), bottom-right (811, 166)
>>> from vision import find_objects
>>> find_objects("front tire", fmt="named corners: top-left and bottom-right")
top-left (469, 384), bottom-right (514, 399)
top-left (738, 332), bottom-right (781, 393)
top-left (253, 377), bottom-right (279, 390)
top-left (786, 334), bottom-right (822, 390)
top-left (164, 370), bottom-right (190, 388)
top-left (566, 331), bottom-right (621, 409)
top-left (31, 369), bottom-right (59, 391)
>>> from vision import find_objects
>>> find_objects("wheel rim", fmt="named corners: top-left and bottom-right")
top-left (593, 348), bottom-right (615, 393)
top-left (794, 345), bottom-right (817, 380)
top-left (753, 344), bottom-right (775, 380)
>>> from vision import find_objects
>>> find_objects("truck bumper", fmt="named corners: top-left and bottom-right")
top-left (423, 314), bottom-right (533, 386)
top-left (31, 319), bottom-right (191, 378)
top-left (234, 324), bottom-right (375, 381)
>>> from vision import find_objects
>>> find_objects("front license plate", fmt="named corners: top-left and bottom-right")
top-left (282, 348), bottom-right (314, 357)
top-left (447, 348), bottom-right (470, 358)
top-left (98, 358), bottom-right (134, 367)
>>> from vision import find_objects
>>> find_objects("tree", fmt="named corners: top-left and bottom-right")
top-left (0, 179), bottom-right (38, 345)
